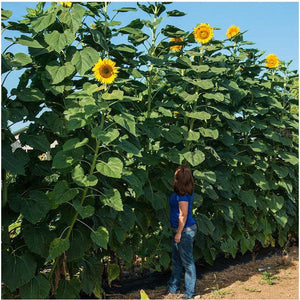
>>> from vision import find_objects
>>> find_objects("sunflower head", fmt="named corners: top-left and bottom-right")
top-left (265, 54), bottom-right (279, 68)
top-left (226, 25), bottom-right (240, 39)
top-left (92, 58), bottom-right (119, 85)
top-left (193, 23), bottom-right (214, 44)
top-left (59, 2), bottom-right (72, 8)
top-left (169, 37), bottom-right (184, 51)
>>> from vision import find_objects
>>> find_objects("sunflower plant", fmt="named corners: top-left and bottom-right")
top-left (1, 2), bottom-right (298, 299)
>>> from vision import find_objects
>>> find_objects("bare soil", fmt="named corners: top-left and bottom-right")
top-left (107, 245), bottom-right (298, 299)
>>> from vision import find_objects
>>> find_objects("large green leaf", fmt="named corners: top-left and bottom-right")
top-left (96, 157), bottom-right (123, 178)
top-left (59, 4), bottom-right (86, 32)
top-left (73, 199), bottom-right (95, 219)
top-left (21, 190), bottom-right (50, 224)
top-left (19, 274), bottom-right (50, 299)
top-left (196, 214), bottom-right (215, 235)
top-left (31, 10), bottom-right (57, 32)
top-left (16, 88), bottom-right (44, 102)
top-left (239, 190), bottom-right (257, 209)
top-left (2, 252), bottom-right (37, 291)
top-left (193, 170), bottom-right (216, 184)
top-left (108, 264), bottom-right (120, 286)
top-left (71, 47), bottom-right (99, 75)
top-left (91, 226), bottom-right (109, 249)
top-left (220, 236), bottom-right (238, 258)
top-left (63, 137), bottom-right (89, 151)
top-left (52, 148), bottom-right (83, 169)
top-left (10, 53), bottom-right (32, 68)
top-left (49, 238), bottom-right (70, 259)
top-left (23, 224), bottom-right (56, 258)
top-left (113, 113), bottom-right (136, 136)
top-left (274, 209), bottom-right (288, 227)
top-left (19, 133), bottom-right (50, 151)
top-left (100, 188), bottom-right (123, 211)
top-left (72, 164), bottom-right (98, 187)
top-left (267, 195), bottom-right (284, 213)
top-left (199, 127), bottom-right (219, 139)
top-left (163, 125), bottom-right (182, 144)
top-left (51, 180), bottom-right (78, 205)
top-left (183, 150), bottom-right (205, 166)
top-left (15, 35), bottom-right (44, 48)
top-left (92, 127), bottom-right (120, 144)
top-left (45, 29), bottom-right (75, 52)
top-left (54, 278), bottom-right (81, 299)
top-left (46, 62), bottom-right (75, 84)
top-left (185, 111), bottom-right (211, 120)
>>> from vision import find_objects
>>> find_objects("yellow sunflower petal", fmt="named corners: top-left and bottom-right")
top-left (226, 25), bottom-right (240, 39)
top-left (193, 23), bottom-right (214, 44)
top-left (92, 58), bottom-right (119, 85)
top-left (59, 2), bottom-right (72, 8)
top-left (265, 54), bottom-right (279, 68)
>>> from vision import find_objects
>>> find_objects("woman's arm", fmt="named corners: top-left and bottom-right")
top-left (174, 201), bottom-right (188, 243)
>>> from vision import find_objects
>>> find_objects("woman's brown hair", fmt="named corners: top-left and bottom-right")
top-left (173, 165), bottom-right (194, 196)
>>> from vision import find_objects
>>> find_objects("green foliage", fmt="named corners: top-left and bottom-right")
top-left (1, 2), bottom-right (298, 298)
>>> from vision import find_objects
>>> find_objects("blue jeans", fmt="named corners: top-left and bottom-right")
top-left (168, 226), bottom-right (197, 298)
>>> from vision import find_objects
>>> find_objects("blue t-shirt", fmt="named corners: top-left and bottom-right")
top-left (169, 191), bottom-right (196, 229)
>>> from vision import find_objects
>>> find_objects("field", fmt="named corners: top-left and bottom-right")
top-left (107, 245), bottom-right (298, 299)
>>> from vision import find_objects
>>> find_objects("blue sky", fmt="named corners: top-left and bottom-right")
top-left (1, 1), bottom-right (299, 132)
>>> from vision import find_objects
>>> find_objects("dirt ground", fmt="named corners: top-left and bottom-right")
top-left (111, 245), bottom-right (298, 299)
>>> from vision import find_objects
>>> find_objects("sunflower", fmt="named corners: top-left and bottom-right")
top-left (169, 37), bottom-right (184, 51)
top-left (38, 153), bottom-right (47, 161)
top-left (226, 25), bottom-right (240, 39)
top-left (193, 23), bottom-right (214, 44)
top-left (265, 54), bottom-right (279, 68)
top-left (92, 58), bottom-right (119, 85)
top-left (59, 2), bottom-right (72, 8)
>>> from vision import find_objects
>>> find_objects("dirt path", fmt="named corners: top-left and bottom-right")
top-left (109, 245), bottom-right (298, 299)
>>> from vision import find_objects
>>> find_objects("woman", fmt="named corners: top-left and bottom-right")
top-left (168, 165), bottom-right (197, 299)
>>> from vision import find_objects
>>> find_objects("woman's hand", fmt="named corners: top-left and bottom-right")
top-left (174, 232), bottom-right (182, 243)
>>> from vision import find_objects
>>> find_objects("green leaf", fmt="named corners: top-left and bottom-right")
top-left (2, 9), bottom-right (12, 20)
top-left (268, 195), bottom-right (284, 213)
top-left (21, 190), bottom-right (50, 224)
top-left (159, 251), bottom-right (171, 269)
top-left (52, 148), bottom-right (83, 169)
top-left (46, 62), bottom-right (75, 84)
top-left (114, 7), bottom-right (137, 12)
top-left (162, 24), bottom-right (185, 37)
top-left (15, 35), bottom-right (44, 48)
top-left (163, 125), bottom-right (182, 143)
top-left (116, 244), bottom-right (133, 264)
top-left (73, 199), bottom-right (95, 219)
top-left (183, 150), bottom-right (205, 166)
top-left (199, 128), bottom-right (219, 139)
top-left (80, 258), bottom-right (104, 295)
top-left (193, 170), bottom-right (216, 184)
top-left (10, 53), bottom-right (32, 68)
top-left (100, 188), bottom-right (123, 211)
top-left (31, 10), bottom-right (56, 32)
top-left (54, 278), bottom-right (81, 299)
top-left (45, 30), bottom-right (75, 52)
top-left (72, 165), bottom-right (98, 187)
top-left (239, 190), bottom-right (257, 209)
top-left (279, 151), bottom-right (298, 165)
top-left (2, 252), bottom-right (37, 292)
top-left (274, 209), bottom-right (288, 227)
top-left (185, 111), bottom-right (211, 121)
top-left (16, 88), bottom-right (44, 102)
top-left (96, 157), bottom-right (123, 178)
top-left (63, 137), bottom-right (89, 151)
top-left (91, 30), bottom-right (109, 51)
top-left (144, 188), bottom-right (167, 210)
top-left (113, 113), bottom-right (136, 136)
top-left (220, 236), bottom-right (238, 258)
top-left (59, 4), bottom-right (86, 32)
top-left (19, 133), bottom-right (50, 151)
top-left (240, 236), bottom-right (255, 255)
top-left (249, 140), bottom-right (268, 152)
top-left (108, 264), bottom-right (120, 286)
top-left (185, 129), bottom-right (200, 141)
top-left (102, 89), bottom-right (124, 100)
top-left (196, 214), bottom-right (215, 235)
top-left (23, 224), bottom-right (56, 258)
top-left (91, 226), bottom-right (109, 249)
top-left (71, 47), bottom-right (99, 75)
top-left (19, 274), bottom-right (50, 299)
top-left (203, 92), bottom-right (224, 102)
top-left (92, 127), bottom-right (120, 144)
top-left (49, 238), bottom-right (70, 259)
top-left (52, 180), bottom-right (78, 205)
top-left (167, 9), bottom-right (186, 17)
top-left (115, 44), bottom-right (136, 53)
